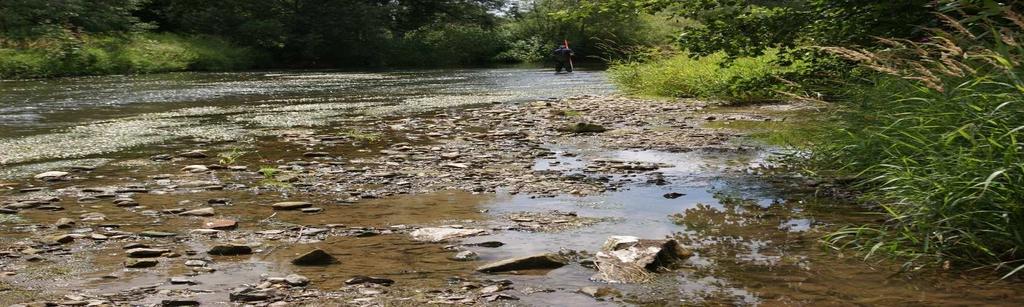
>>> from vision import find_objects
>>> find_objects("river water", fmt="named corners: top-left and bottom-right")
top-left (1, 69), bottom-right (1022, 306)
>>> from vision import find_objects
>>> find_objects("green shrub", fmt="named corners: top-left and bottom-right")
top-left (0, 33), bottom-right (264, 79)
top-left (817, 9), bottom-right (1024, 276)
top-left (391, 24), bottom-right (506, 67)
top-left (608, 48), bottom-right (808, 103)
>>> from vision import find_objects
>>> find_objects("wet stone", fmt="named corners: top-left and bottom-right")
top-left (475, 253), bottom-right (568, 273)
top-left (169, 277), bottom-right (196, 285)
top-left (126, 248), bottom-right (170, 258)
top-left (344, 276), bottom-right (394, 286)
top-left (663, 192), bottom-right (685, 199)
top-left (125, 259), bottom-right (158, 268)
top-left (593, 236), bottom-right (693, 283)
top-left (285, 274), bottom-right (310, 286)
top-left (208, 244), bottom-right (253, 256)
top-left (291, 249), bottom-right (337, 266)
top-left (161, 299), bottom-right (199, 307)
top-left (229, 287), bottom-right (274, 302)
top-left (300, 207), bottom-right (323, 213)
top-left (180, 207), bottom-right (215, 216)
top-left (139, 231), bottom-right (177, 238)
top-left (207, 198), bottom-right (230, 205)
top-left (34, 171), bottom-right (70, 181)
top-left (204, 219), bottom-right (237, 230)
top-left (44, 234), bottom-right (75, 245)
top-left (578, 286), bottom-right (621, 299)
top-left (55, 218), bottom-right (76, 229)
top-left (181, 165), bottom-right (209, 173)
top-left (409, 227), bottom-right (488, 242)
top-left (452, 250), bottom-right (479, 261)
top-left (271, 201), bottom-right (312, 210)
top-left (178, 150), bottom-right (209, 158)
top-left (113, 198), bottom-right (139, 207)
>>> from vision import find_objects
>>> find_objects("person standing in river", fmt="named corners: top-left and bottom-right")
top-left (553, 43), bottom-right (574, 73)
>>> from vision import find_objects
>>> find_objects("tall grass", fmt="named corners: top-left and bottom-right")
top-left (0, 33), bottom-right (266, 79)
top-left (817, 9), bottom-right (1024, 277)
top-left (608, 48), bottom-right (810, 103)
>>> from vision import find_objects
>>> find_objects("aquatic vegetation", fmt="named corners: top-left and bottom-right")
top-left (341, 129), bottom-right (383, 142)
top-left (218, 148), bottom-right (248, 165)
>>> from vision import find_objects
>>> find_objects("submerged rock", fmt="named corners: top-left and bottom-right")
top-left (180, 207), bottom-right (215, 216)
top-left (229, 287), bottom-right (274, 302)
top-left (475, 253), bottom-right (567, 273)
top-left (559, 123), bottom-right (607, 134)
top-left (178, 150), bottom-right (209, 158)
top-left (409, 227), bottom-right (488, 242)
top-left (451, 250), bottom-right (479, 261)
top-left (593, 236), bottom-right (692, 283)
top-left (291, 249), bottom-right (337, 265)
top-left (578, 286), bottom-right (621, 299)
top-left (344, 276), bottom-right (394, 286)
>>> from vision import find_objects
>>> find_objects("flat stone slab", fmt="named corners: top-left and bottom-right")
top-left (409, 227), bottom-right (488, 242)
top-left (271, 201), bottom-right (313, 210)
top-left (475, 253), bottom-right (567, 273)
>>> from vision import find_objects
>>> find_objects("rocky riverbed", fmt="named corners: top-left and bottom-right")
top-left (0, 95), bottom-right (785, 306)
top-left (2, 71), bottom-right (1023, 307)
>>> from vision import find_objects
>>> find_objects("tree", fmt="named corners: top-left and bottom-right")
top-left (0, 0), bottom-right (147, 39)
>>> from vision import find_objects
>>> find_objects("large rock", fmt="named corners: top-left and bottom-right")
top-left (409, 227), bottom-right (488, 242)
top-left (291, 249), bottom-right (337, 265)
top-left (208, 244), bottom-right (253, 256)
top-left (271, 201), bottom-right (312, 210)
top-left (475, 253), bottom-right (567, 273)
top-left (592, 236), bottom-right (692, 283)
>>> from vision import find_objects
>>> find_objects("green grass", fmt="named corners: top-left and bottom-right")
top-left (0, 33), bottom-right (267, 79)
top-left (608, 48), bottom-right (809, 104)
top-left (813, 11), bottom-right (1024, 277)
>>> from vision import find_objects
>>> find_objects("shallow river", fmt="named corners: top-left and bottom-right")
top-left (0, 69), bottom-right (1021, 306)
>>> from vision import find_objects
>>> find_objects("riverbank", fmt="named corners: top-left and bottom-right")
top-left (2, 87), bottom-right (1022, 305)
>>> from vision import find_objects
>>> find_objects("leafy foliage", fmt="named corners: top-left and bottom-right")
top-left (609, 48), bottom-right (809, 103)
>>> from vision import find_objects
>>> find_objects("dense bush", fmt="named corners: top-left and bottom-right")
top-left (390, 24), bottom-right (507, 67)
top-left (817, 8), bottom-right (1024, 276)
top-left (0, 33), bottom-right (264, 78)
top-left (608, 49), bottom-right (808, 103)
